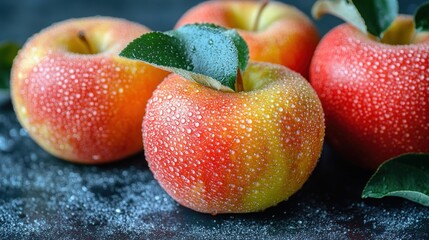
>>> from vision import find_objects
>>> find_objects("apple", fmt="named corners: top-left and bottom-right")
top-left (143, 61), bottom-right (325, 214)
top-left (11, 16), bottom-right (169, 164)
top-left (310, 15), bottom-right (429, 169)
top-left (175, 0), bottom-right (319, 79)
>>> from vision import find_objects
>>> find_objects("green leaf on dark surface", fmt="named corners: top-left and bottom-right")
top-left (120, 23), bottom-right (249, 92)
top-left (415, 2), bottom-right (429, 31)
top-left (352, 0), bottom-right (398, 38)
top-left (0, 42), bottom-right (20, 90)
top-left (362, 153), bottom-right (429, 207)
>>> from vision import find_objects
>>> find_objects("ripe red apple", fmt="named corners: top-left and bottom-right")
top-left (11, 16), bottom-right (169, 164)
top-left (143, 61), bottom-right (325, 214)
top-left (310, 15), bottom-right (429, 169)
top-left (175, 0), bottom-right (319, 79)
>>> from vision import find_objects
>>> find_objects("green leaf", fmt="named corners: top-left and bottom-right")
top-left (312, 0), bottom-right (399, 39)
top-left (312, 0), bottom-right (366, 34)
top-left (0, 42), bottom-right (20, 90)
top-left (362, 153), bottom-right (429, 207)
top-left (120, 23), bottom-right (249, 92)
top-left (415, 2), bottom-right (429, 32)
top-left (352, 0), bottom-right (399, 38)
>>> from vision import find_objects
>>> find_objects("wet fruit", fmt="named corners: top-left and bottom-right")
top-left (11, 16), bottom-right (169, 164)
top-left (143, 61), bottom-right (325, 214)
top-left (310, 15), bottom-right (429, 169)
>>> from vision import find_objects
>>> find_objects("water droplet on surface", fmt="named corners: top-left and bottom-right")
top-left (1, 132), bottom-right (17, 152)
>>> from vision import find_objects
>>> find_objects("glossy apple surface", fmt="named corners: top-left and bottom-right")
top-left (176, 0), bottom-right (319, 79)
top-left (143, 61), bottom-right (325, 214)
top-left (310, 16), bottom-right (429, 169)
top-left (11, 16), bottom-right (169, 164)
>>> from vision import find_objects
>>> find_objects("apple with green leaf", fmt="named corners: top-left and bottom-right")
top-left (120, 24), bottom-right (325, 214)
top-left (11, 16), bottom-right (169, 164)
top-left (175, 0), bottom-right (319, 79)
top-left (310, 0), bottom-right (429, 170)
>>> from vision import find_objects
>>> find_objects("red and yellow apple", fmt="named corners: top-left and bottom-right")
top-left (11, 16), bottom-right (169, 164)
top-left (310, 15), bottom-right (429, 169)
top-left (143, 61), bottom-right (325, 214)
top-left (175, 0), bottom-right (319, 79)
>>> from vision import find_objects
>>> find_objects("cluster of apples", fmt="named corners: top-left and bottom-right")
top-left (10, 0), bottom-right (428, 214)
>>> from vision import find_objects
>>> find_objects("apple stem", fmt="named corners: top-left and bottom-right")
top-left (253, 0), bottom-right (270, 31)
top-left (235, 68), bottom-right (244, 92)
top-left (78, 30), bottom-right (94, 54)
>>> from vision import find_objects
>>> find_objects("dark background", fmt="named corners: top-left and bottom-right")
top-left (0, 0), bottom-right (426, 43)
top-left (1, 0), bottom-right (428, 239)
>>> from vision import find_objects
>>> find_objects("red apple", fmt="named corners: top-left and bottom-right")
top-left (310, 15), bottom-right (429, 169)
top-left (175, 0), bottom-right (319, 79)
top-left (11, 16), bottom-right (169, 164)
top-left (143, 61), bottom-right (325, 214)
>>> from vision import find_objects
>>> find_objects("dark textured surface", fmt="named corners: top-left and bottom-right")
top-left (1, 0), bottom-right (429, 239)
top-left (1, 101), bottom-right (428, 239)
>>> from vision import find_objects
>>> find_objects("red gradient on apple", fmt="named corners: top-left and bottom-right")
top-left (11, 17), bottom-right (169, 164)
top-left (310, 16), bottom-right (429, 169)
top-left (143, 62), bottom-right (325, 214)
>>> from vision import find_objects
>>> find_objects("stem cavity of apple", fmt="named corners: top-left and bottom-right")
top-left (253, 0), bottom-right (270, 32)
top-left (78, 30), bottom-right (94, 54)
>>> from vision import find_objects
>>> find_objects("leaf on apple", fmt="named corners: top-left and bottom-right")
top-left (352, 0), bottom-right (398, 38)
top-left (120, 23), bottom-right (249, 92)
top-left (312, 0), bottom-right (366, 34)
top-left (0, 42), bottom-right (20, 90)
top-left (415, 2), bottom-right (429, 32)
top-left (362, 153), bottom-right (429, 207)
top-left (312, 0), bottom-right (399, 39)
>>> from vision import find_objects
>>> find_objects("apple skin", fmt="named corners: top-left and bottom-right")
top-left (175, 0), bottom-right (319, 79)
top-left (143, 61), bottom-right (325, 214)
top-left (11, 16), bottom-right (169, 164)
top-left (310, 16), bottom-right (429, 170)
